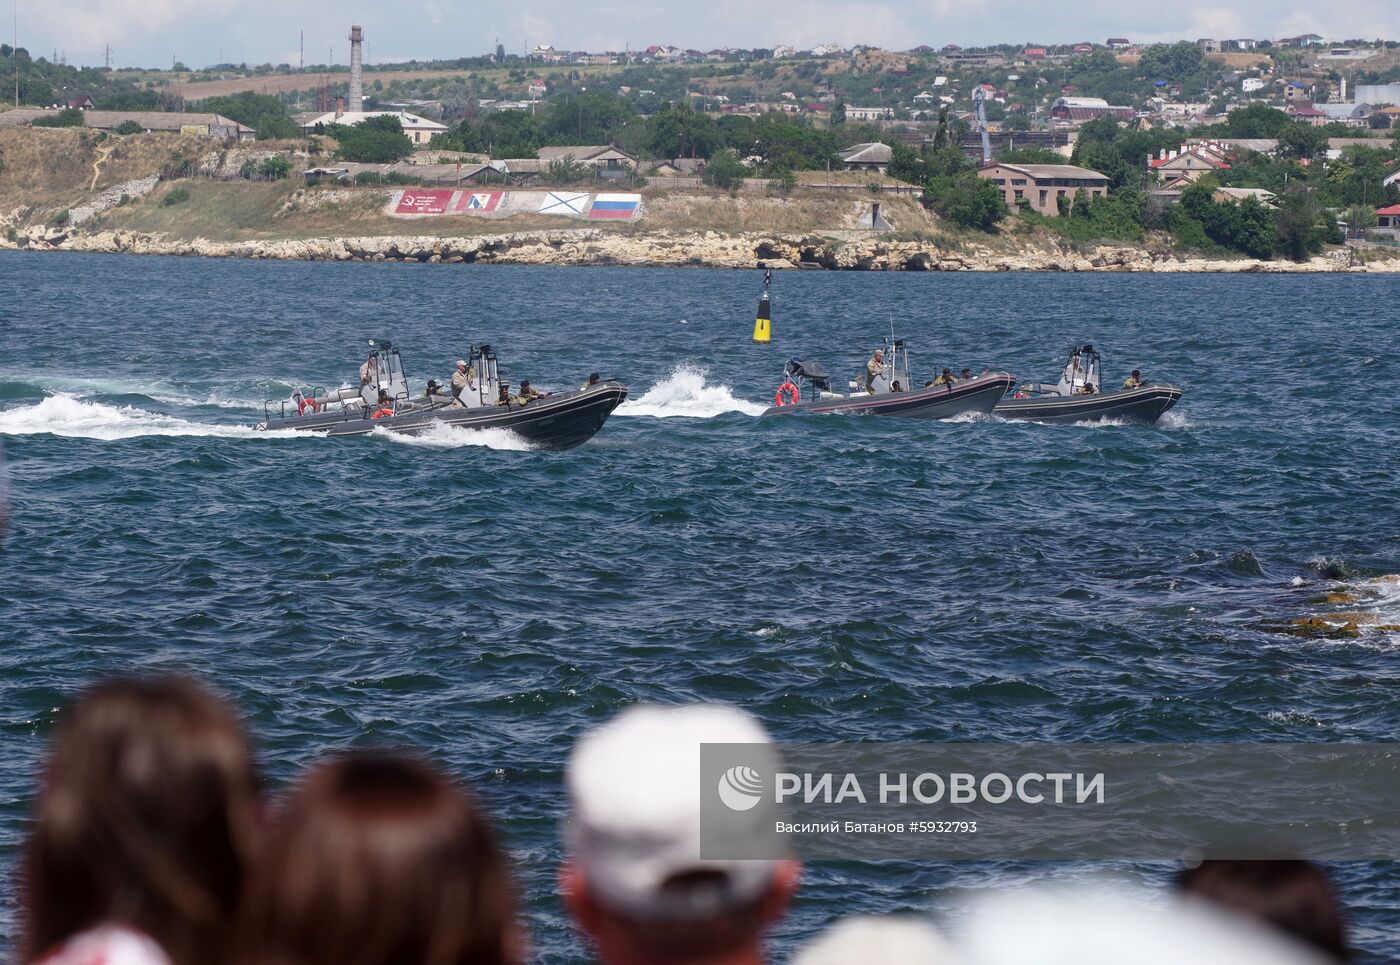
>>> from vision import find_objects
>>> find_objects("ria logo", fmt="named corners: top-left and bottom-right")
top-left (717, 764), bottom-right (764, 812)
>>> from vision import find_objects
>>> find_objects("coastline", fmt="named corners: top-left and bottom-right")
top-left (4, 227), bottom-right (1393, 272)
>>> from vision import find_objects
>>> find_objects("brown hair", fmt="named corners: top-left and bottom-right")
top-left (1178, 859), bottom-right (1349, 961)
top-left (21, 674), bottom-right (260, 965)
top-left (238, 750), bottom-right (517, 965)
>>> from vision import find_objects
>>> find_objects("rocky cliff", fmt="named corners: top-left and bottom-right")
top-left (6, 225), bottom-right (1389, 273)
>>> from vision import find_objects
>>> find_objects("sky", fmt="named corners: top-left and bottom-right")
top-left (14, 0), bottom-right (1400, 69)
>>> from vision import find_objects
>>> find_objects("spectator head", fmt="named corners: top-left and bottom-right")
top-left (1132, 370), bottom-right (1142, 378)
top-left (238, 750), bottom-right (517, 965)
top-left (588, 373), bottom-right (601, 385)
top-left (21, 674), bottom-right (259, 965)
top-left (563, 704), bottom-right (799, 965)
top-left (1178, 859), bottom-right (1349, 962)
top-left (794, 916), bottom-right (959, 965)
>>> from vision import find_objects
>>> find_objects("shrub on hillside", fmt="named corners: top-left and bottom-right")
top-left (113, 120), bottom-right (143, 135)
top-left (33, 108), bottom-right (84, 128)
top-left (259, 155), bottom-right (290, 180)
top-left (161, 187), bottom-right (190, 207)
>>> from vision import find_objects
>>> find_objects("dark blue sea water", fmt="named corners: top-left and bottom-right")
top-left (1, 251), bottom-right (1398, 961)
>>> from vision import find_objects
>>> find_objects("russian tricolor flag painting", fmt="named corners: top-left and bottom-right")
top-left (588, 193), bottom-right (643, 221)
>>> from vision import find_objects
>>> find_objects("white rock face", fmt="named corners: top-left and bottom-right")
top-left (27, 228), bottom-right (1398, 273)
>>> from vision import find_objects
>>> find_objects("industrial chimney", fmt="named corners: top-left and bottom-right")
top-left (348, 25), bottom-right (364, 112)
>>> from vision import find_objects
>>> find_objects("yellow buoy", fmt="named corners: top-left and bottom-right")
top-left (752, 270), bottom-right (772, 343)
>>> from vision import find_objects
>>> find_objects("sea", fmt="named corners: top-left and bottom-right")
top-left (1, 251), bottom-right (1398, 962)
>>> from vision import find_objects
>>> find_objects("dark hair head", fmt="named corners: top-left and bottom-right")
top-left (238, 750), bottom-right (517, 965)
top-left (1178, 859), bottom-right (1349, 961)
top-left (22, 675), bottom-right (259, 965)
top-left (1132, 369), bottom-right (1141, 377)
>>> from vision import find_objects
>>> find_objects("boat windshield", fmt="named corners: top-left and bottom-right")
top-left (1054, 345), bottom-right (1101, 396)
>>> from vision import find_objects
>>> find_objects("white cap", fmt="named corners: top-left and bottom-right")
top-left (794, 917), bottom-right (960, 965)
top-left (567, 703), bottom-right (777, 920)
top-left (456, 359), bottom-right (468, 367)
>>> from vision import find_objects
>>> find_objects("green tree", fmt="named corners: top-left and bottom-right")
top-left (259, 155), bottom-right (290, 180)
top-left (113, 119), bottom-right (143, 135)
top-left (703, 148), bottom-right (749, 189)
top-left (646, 105), bottom-right (719, 159)
top-left (1217, 104), bottom-right (1290, 138)
top-left (831, 100), bottom-right (846, 126)
top-left (544, 155), bottom-right (589, 184)
top-left (996, 146), bottom-right (1063, 165)
top-left (884, 142), bottom-right (926, 184)
top-left (255, 114), bottom-right (299, 140)
top-left (1276, 123), bottom-right (1326, 160)
top-left (325, 116), bottom-right (415, 163)
top-left (926, 173), bottom-right (1006, 231)
top-left (201, 92), bottom-right (290, 127)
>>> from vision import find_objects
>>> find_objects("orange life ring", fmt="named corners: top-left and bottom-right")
top-left (774, 381), bottom-right (800, 406)
top-left (298, 397), bottom-right (322, 416)
top-left (370, 406), bottom-right (394, 419)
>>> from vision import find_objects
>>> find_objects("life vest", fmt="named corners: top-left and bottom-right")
top-left (371, 406), bottom-right (394, 419)
top-left (298, 396), bottom-right (322, 416)
top-left (774, 381), bottom-right (800, 406)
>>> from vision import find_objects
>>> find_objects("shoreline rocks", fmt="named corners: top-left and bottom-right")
top-left (2, 226), bottom-right (1392, 273)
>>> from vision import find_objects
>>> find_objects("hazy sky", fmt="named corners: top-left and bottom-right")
top-left (16, 0), bottom-right (1400, 69)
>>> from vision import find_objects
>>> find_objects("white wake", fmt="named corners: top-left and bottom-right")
top-left (0, 396), bottom-right (295, 441)
top-left (372, 422), bottom-right (535, 451)
top-left (616, 365), bottom-right (765, 418)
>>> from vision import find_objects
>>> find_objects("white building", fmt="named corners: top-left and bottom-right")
top-left (844, 106), bottom-right (896, 121)
top-left (299, 109), bottom-right (448, 145)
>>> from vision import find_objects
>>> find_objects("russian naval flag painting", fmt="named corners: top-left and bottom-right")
top-left (589, 193), bottom-right (643, 221)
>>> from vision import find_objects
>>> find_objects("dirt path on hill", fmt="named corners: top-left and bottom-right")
top-left (90, 142), bottom-right (116, 191)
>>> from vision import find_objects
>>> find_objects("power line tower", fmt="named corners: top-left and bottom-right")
top-left (104, 44), bottom-right (111, 70)
top-left (299, 30), bottom-right (303, 71)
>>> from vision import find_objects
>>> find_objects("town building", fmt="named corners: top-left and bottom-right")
top-left (1285, 104), bottom-right (1329, 127)
top-left (1282, 81), bottom-right (1311, 103)
top-left (0, 108), bottom-right (254, 138)
top-left (1049, 96), bottom-right (1134, 122)
top-left (650, 158), bottom-right (706, 177)
top-left (838, 142), bottom-right (894, 172)
top-left (1278, 33), bottom-right (1324, 47)
top-left (1356, 84), bottom-right (1400, 105)
top-left (1313, 102), bottom-right (1374, 127)
top-left (976, 161), bottom-right (1109, 215)
top-left (844, 106), bottom-right (896, 121)
top-left (64, 94), bottom-right (95, 110)
top-left (1376, 203), bottom-right (1400, 229)
top-left (1213, 187), bottom-right (1276, 206)
top-left (1197, 39), bottom-right (1220, 53)
top-left (1149, 144), bottom-right (1231, 187)
top-left (297, 109), bottom-right (448, 144)
top-left (536, 144), bottom-right (639, 177)
top-left (1106, 37), bottom-right (1131, 49)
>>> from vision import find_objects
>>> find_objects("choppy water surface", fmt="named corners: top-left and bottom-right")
top-left (1, 253), bottom-right (1398, 961)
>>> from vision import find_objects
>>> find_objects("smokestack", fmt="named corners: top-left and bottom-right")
top-left (348, 25), bottom-right (364, 112)
top-left (335, 96), bottom-right (344, 118)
